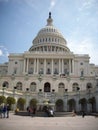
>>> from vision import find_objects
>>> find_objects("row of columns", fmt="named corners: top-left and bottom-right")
top-left (23, 58), bottom-right (74, 75)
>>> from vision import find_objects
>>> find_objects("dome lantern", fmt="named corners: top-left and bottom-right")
top-left (47, 12), bottom-right (53, 26)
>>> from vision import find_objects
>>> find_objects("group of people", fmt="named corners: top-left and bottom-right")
top-left (43, 106), bottom-right (55, 117)
top-left (27, 106), bottom-right (36, 116)
top-left (0, 104), bottom-right (10, 118)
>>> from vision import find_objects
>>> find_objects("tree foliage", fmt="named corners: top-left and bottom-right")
top-left (6, 96), bottom-right (16, 105)
top-left (29, 98), bottom-right (37, 108)
top-left (79, 98), bottom-right (87, 104)
top-left (88, 97), bottom-right (96, 104)
top-left (55, 99), bottom-right (63, 106)
top-left (17, 98), bottom-right (26, 110)
top-left (0, 96), bottom-right (6, 105)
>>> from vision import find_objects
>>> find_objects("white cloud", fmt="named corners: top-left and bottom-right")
top-left (0, 46), bottom-right (9, 57)
top-left (68, 37), bottom-right (98, 65)
top-left (49, 0), bottom-right (56, 11)
top-left (68, 38), bottom-right (93, 54)
top-left (78, 0), bottom-right (95, 11)
top-left (0, 49), bottom-right (3, 56)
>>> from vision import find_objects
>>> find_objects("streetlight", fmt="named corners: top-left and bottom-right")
top-left (76, 87), bottom-right (80, 112)
top-left (13, 86), bottom-right (17, 97)
top-left (65, 89), bottom-right (68, 111)
top-left (2, 85), bottom-right (6, 96)
top-left (51, 89), bottom-right (55, 103)
top-left (25, 88), bottom-right (29, 108)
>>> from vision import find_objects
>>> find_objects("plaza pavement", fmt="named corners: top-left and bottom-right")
top-left (0, 112), bottom-right (98, 130)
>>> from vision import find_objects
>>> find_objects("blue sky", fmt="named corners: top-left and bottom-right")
top-left (0, 0), bottom-right (98, 65)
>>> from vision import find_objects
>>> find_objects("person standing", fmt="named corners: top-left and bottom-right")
top-left (82, 111), bottom-right (85, 118)
top-left (3, 105), bottom-right (7, 118)
top-left (6, 104), bottom-right (10, 118)
top-left (0, 105), bottom-right (3, 118)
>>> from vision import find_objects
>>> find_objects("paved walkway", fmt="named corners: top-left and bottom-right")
top-left (0, 113), bottom-right (98, 130)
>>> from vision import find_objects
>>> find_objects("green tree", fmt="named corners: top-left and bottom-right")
top-left (88, 97), bottom-right (96, 112)
top-left (55, 99), bottom-right (64, 111)
top-left (29, 98), bottom-right (37, 108)
top-left (17, 98), bottom-right (26, 111)
top-left (79, 98), bottom-right (87, 105)
top-left (6, 96), bottom-right (16, 110)
top-left (79, 98), bottom-right (87, 112)
top-left (0, 96), bottom-right (6, 105)
top-left (67, 99), bottom-right (76, 112)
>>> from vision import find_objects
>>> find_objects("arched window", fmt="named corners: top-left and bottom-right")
top-left (72, 83), bottom-right (79, 91)
top-left (16, 82), bottom-right (22, 90)
top-left (2, 81), bottom-right (9, 88)
top-left (30, 82), bottom-right (36, 92)
top-left (86, 83), bottom-right (92, 90)
top-left (58, 83), bottom-right (65, 95)
top-left (44, 82), bottom-right (51, 92)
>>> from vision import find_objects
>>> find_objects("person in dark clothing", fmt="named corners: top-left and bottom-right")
top-left (6, 104), bottom-right (10, 118)
top-left (3, 105), bottom-right (7, 118)
top-left (32, 107), bottom-right (36, 116)
top-left (82, 111), bottom-right (85, 118)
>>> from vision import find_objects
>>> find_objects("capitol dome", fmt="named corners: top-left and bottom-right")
top-left (29, 12), bottom-right (70, 53)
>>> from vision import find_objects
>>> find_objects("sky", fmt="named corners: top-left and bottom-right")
top-left (0, 0), bottom-right (98, 65)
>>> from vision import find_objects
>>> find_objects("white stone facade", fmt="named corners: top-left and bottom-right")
top-left (0, 13), bottom-right (98, 112)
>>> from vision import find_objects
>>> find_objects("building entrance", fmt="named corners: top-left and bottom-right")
top-left (44, 82), bottom-right (51, 92)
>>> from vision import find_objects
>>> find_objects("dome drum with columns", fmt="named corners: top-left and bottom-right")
top-left (0, 12), bottom-right (98, 112)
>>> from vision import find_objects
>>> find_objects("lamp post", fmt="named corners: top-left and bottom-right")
top-left (65, 89), bottom-right (68, 111)
top-left (76, 87), bottom-right (80, 112)
top-left (25, 88), bottom-right (29, 108)
top-left (2, 86), bottom-right (6, 96)
top-left (52, 89), bottom-right (55, 103)
top-left (13, 86), bottom-right (17, 98)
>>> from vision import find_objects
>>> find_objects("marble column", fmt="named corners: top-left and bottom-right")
top-left (62, 59), bottom-right (64, 74)
top-left (37, 59), bottom-right (39, 74)
top-left (72, 59), bottom-right (74, 74)
top-left (51, 59), bottom-right (53, 75)
top-left (26, 58), bottom-right (29, 74)
top-left (23, 59), bottom-right (26, 74)
top-left (44, 59), bottom-right (46, 74)
top-left (34, 58), bottom-right (36, 74)
top-left (59, 59), bottom-right (61, 74)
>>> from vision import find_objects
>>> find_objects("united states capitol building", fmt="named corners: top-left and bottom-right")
top-left (0, 13), bottom-right (98, 112)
